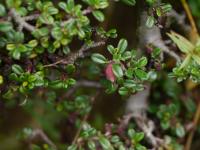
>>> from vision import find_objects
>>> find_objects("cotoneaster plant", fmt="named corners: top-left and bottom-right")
top-left (2, 0), bottom-right (199, 150)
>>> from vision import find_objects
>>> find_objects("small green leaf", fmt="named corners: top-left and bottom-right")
top-left (135, 144), bottom-right (147, 150)
top-left (18, 44), bottom-right (27, 52)
top-left (122, 51), bottom-right (132, 60)
top-left (107, 45), bottom-right (116, 54)
top-left (91, 53), bottom-right (107, 64)
top-left (0, 75), bottom-right (3, 85)
top-left (161, 3), bottom-right (172, 14)
top-left (137, 57), bottom-right (148, 67)
top-left (124, 79), bottom-right (136, 88)
top-left (111, 136), bottom-right (120, 143)
top-left (67, 0), bottom-right (75, 11)
top-left (58, 2), bottom-right (67, 10)
top-left (32, 27), bottom-right (49, 38)
top-left (28, 40), bottom-right (38, 48)
top-left (121, 0), bottom-right (136, 6)
top-left (156, 8), bottom-right (162, 17)
top-left (176, 124), bottom-right (185, 138)
top-left (152, 47), bottom-right (161, 58)
top-left (106, 29), bottom-right (117, 38)
top-left (92, 10), bottom-right (105, 22)
top-left (67, 144), bottom-right (77, 150)
top-left (12, 64), bottom-right (24, 75)
top-left (88, 140), bottom-right (96, 150)
top-left (112, 64), bottom-right (123, 78)
top-left (147, 71), bottom-right (157, 81)
top-left (6, 44), bottom-right (16, 51)
top-left (12, 50), bottom-right (21, 60)
top-left (0, 22), bottom-right (12, 32)
top-left (146, 16), bottom-right (155, 28)
top-left (0, 4), bottom-right (6, 16)
top-left (49, 80), bottom-right (63, 89)
top-left (51, 26), bottom-right (62, 40)
top-left (119, 87), bottom-right (129, 95)
top-left (118, 39), bottom-right (128, 53)
top-left (135, 69), bottom-right (147, 80)
top-left (39, 14), bottom-right (54, 24)
top-left (146, 0), bottom-right (156, 5)
top-left (48, 7), bottom-right (59, 15)
top-left (133, 132), bottom-right (145, 142)
top-left (128, 129), bottom-right (135, 138)
top-left (99, 136), bottom-right (113, 150)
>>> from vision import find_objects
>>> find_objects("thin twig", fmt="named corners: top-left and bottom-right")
top-left (82, 7), bottom-right (93, 15)
top-left (29, 129), bottom-right (57, 150)
top-left (24, 14), bottom-right (40, 21)
top-left (43, 41), bottom-right (105, 68)
top-left (185, 102), bottom-right (200, 150)
top-left (10, 8), bottom-right (35, 32)
top-left (180, 0), bottom-right (199, 40)
top-left (10, 6), bottom-right (93, 31)
top-left (61, 7), bottom-right (93, 27)
top-left (135, 117), bottom-right (164, 147)
top-left (161, 44), bottom-right (181, 62)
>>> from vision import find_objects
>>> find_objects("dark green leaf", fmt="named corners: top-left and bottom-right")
top-left (121, 0), bottom-right (136, 6)
top-left (12, 64), bottom-right (24, 75)
top-left (0, 22), bottom-right (12, 32)
top-left (91, 53), bottom-right (107, 64)
top-left (176, 124), bottom-right (185, 138)
top-left (112, 64), bottom-right (123, 78)
top-left (99, 136), bottom-right (113, 150)
top-left (117, 39), bottom-right (128, 53)
top-left (119, 87), bottom-right (129, 95)
top-left (92, 10), bottom-right (105, 22)
top-left (107, 45), bottom-right (116, 54)
top-left (0, 4), bottom-right (6, 16)
top-left (135, 69), bottom-right (147, 80)
top-left (146, 16), bottom-right (155, 28)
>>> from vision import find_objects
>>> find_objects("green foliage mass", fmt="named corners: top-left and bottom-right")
top-left (1, 0), bottom-right (200, 150)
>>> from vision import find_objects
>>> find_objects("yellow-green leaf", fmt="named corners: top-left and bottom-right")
top-left (167, 31), bottom-right (194, 54)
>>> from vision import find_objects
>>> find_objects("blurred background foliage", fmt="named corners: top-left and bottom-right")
top-left (189, 0), bottom-right (200, 28)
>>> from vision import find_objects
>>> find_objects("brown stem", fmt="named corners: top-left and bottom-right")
top-left (185, 102), bottom-right (200, 150)
top-left (180, 0), bottom-right (199, 41)
top-left (24, 14), bottom-right (40, 21)
top-left (82, 7), bottom-right (93, 15)
top-left (10, 8), bottom-right (35, 32)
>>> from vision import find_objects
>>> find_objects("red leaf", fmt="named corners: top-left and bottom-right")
top-left (105, 62), bottom-right (116, 82)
